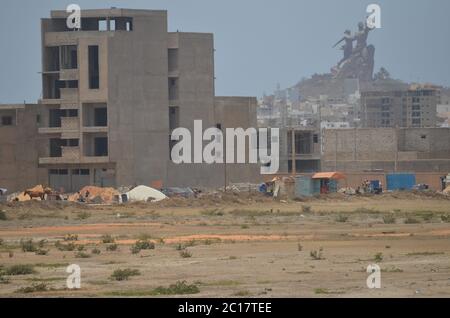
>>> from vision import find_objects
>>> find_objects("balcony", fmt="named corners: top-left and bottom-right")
top-left (39, 147), bottom-right (109, 165)
top-left (60, 88), bottom-right (79, 102)
top-left (60, 69), bottom-right (79, 81)
top-left (39, 146), bottom-right (80, 164)
top-left (38, 117), bottom-right (80, 136)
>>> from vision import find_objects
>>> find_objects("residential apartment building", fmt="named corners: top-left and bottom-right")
top-left (0, 8), bottom-right (260, 192)
top-left (361, 87), bottom-right (439, 128)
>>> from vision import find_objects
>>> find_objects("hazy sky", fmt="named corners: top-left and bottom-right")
top-left (1, 0), bottom-right (449, 103)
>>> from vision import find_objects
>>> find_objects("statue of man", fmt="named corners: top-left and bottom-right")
top-left (333, 30), bottom-right (353, 68)
top-left (353, 21), bottom-right (373, 57)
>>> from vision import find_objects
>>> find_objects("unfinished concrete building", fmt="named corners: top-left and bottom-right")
top-left (321, 127), bottom-right (450, 189)
top-left (278, 128), bottom-right (321, 174)
top-left (0, 8), bottom-right (260, 192)
top-left (361, 87), bottom-right (439, 128)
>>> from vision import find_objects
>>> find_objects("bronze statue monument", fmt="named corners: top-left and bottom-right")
top-left (332, 20), bottom-right (375, 82)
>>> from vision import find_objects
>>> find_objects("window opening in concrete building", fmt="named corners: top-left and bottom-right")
top-left (94, 137), bottom-right (108, 156)
top-left (168, 49), bottom-right (178, 72)
top-left (313, 134), bottom-right (319, 144)
top-left (169, 106), bottom-right (179, 131)
top-left (1, 116), bottom-right (13, 126)
top-left (94, 107), bottom-right (107, 126)
top-left (45, 47), bottom-right (60, 71)
top-left (67, 80), bottom-right (79, 88)
top-left (50, 138), bottom-right (62, 157)
top-left (49, 109), bottom-right (64, 127)
top-left (61, 45), bottom-right (78, 69)
top-left (169, 78), bottom-right (179, 100)
top-left (88, 46), bottom-right (100, 89)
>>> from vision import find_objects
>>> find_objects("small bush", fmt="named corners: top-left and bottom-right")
top-left (374, 252), bottom-right (383, 262)
top-left (383, 215), bottom-right (396, 224)
top-left (75, 251), bottom-right (90, 259)
top-left (297, 243), bottom-right (303, 252)
top-left (175, 244), bottom-right (186, 251)
top-left (302, 205), bottom-right (312, 213)
top-left (441, 215), bottom-right (450, 223)
top-left (0, 210), bottom-right (7, 221)
top-left (335, 215), bottom-right (349, 223)
top-left (0, 238), bottom-right (3, 246)
top-left (201, 209), bottom-right (225, 217)
top-left (404, 217), bottom-right (420, 224)
top-left (5, 264), bottom-right (36, 276)
top-left (91, 248), bottom-right (101, 255)
top-left (55, 241), bottom-right (76, 251)
top-left (35, 249), bottom-right (49, 256)
top-left (0, 275), bottom-right (10, 284)
top-left (16, 283), bottom-right (48, 293)
top-left (151, 281), bottom-right (200, 295)
top-left (64, 234), bottom-right (78, 241)
top-left (77, 212), bottom-right (91, 220)
top-left (106, 244), bottom-right (118, 252)
top-left (101, 235), bottom-right (115, 244)
top-left (180, 250), bottom-right (192, 258)
top-left (20, 239), bottom-right (38, 252)
top-left (131, 240), bottom-right (155, 254)
top-left (110, 268), bottom-right (141, 281)
top-left (76, 245), bottom-right (85, 251)
top-left (310, 248), bottom-right (324, 260)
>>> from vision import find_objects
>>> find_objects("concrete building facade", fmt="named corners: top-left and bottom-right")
top-left (322, 127), bottom-right (450, 173)
top-left (0, 9), bottom-right (260, 192)
top-left (361, 88), bottom-right (439, 128)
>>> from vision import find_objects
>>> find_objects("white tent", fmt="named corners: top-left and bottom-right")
top-left (125, 186), bottom-right (167, 203)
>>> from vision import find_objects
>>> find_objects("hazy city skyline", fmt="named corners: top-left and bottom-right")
top-left (1, 0), bottom-right (449, 103)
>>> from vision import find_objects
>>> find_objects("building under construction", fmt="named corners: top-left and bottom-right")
top-left (0, 9), bottom-right (260, 192)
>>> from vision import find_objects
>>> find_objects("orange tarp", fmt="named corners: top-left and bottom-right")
top-left (312, 172), bottom-right (346, 180)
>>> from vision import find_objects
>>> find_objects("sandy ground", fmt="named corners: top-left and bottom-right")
top-left (0, 191), bottom-right (449, 298)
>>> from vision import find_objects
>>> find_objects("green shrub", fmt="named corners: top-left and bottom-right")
top-left (16, 283), bottom-right (48, 293)
top-left (180, 250), bottom-right (192, 258)
top-left (75, 252), bottom-right (90, 259)
top-left (0, 210), bottom-right (7, 221)
top-left (383, 215), bottom-right (396, 224)
top-left (374, 252), bottom-right (384, 262)
top-left (91, 248), bottom-right (101, 255)
top-left (20, 239), bottom-right (38, 252)
top-left (106, 244), bottom-right (118, 252)
top-left (64, 234), bottom-right (78, 241)
top-left (4, 264), bottom-right (36, 275)
top-left (35, 249), bottom-right (49, 256)
top-left (302, 205), bottom-right (312, 213)
top-left (110, 268), bottom-right (141, 281)
top-left (101, 235), bottom-right (115, 244)
top-left (55, 241), bottom-right (76, 251)
top-left (131, 240), bottom-right (155, 254)
top-left (335, 215), bottom-right (349, 223)
top-left (310, 248), bottom-right (324, 260)
top-left (151, 281), bottom-right (200, 295)
top-left (404, 217), bottom-right (420, 224)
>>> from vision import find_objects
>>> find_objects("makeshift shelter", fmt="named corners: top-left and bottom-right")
top-left (312, 172), bottom-right (346, 194)
top-left (123, 185), bottom-right (167, 203)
